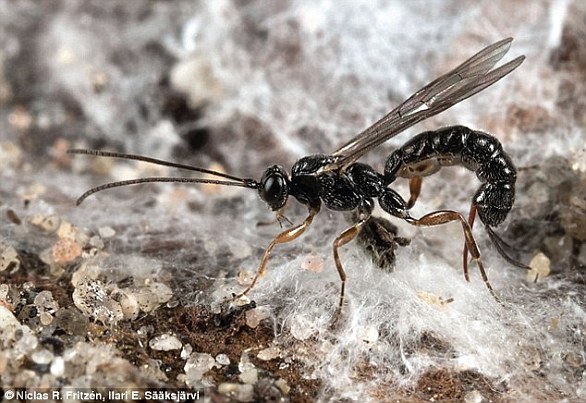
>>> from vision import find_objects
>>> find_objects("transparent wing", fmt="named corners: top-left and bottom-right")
top-left (331, 38), bottom-right (525, 170)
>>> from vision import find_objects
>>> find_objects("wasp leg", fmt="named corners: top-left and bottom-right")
top-left (235, 206), bottom-right (319, 300)
top-left (406, 176), bottom-right (423, 209)
top-left (333, 219), bottom-right (368, 308)
top-left (405, 210), bottom-right (498, 300)
top-left (256, 206), bottom-right (294, 228)
top-left (330, 213), bottom-right (370, 327)
top-left (462, 203), bottom-right (478, 282)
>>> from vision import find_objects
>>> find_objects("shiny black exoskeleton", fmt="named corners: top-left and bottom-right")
top-left (70, 38), bottom-right (529, 312)
top-left (384, 125), bottom-right (517, 227)
top-left (258, 125), bottom-right (516, 229)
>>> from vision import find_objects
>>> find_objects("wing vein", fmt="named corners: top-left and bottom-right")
top-left (332, 38), bottom-right (524, 170)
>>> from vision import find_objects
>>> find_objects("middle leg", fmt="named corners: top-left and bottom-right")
top-left (332, 201), bottom-right (373, 313)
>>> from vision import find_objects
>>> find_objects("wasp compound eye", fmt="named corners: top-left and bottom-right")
top-left (259, 165), bottom-right (289, 210)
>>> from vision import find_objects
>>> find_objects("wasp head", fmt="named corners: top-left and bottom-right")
top-left (258, 165), bottom-right (290, 210)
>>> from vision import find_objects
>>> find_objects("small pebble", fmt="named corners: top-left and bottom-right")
top-left (184, 352), bottom-right (216, 384)
top-left (31, 349), bottom-right (54, 365)
top-left (72, 280), bottom-right (124, 324)
top-left (52, 238), bottom-right (82, 264)
top-left (216, 353), bottom-right (230, 366)
top-left (135, 282), bottom-right (173, 312)
top-left (464, 390), bottom-right (484, 403)
top-left (0, 245), bottom-right (20, 273)
top-left (29, 214), bottom-right (60, 233)
top-left (117, 291), bottom-right (139, 320)
top-left (34, 290), bottom-right (59, 312)
top-left (275, 378), bottom-right (290, 395)
top-left (149, 334), bottom-right (182, 351)
top-left (245, 307), bottom-right (270, 328)
top-left (257, 346), bottom-right (280, 361)
top-left (98, 226), bottom-right (116, 238)
top-left (56, 220), bottom-right (77, 239)
top-left (218, 383), bottom-right (254, 401)
top-left (39, 312), bottom-right (54, 326)
top-left (238, 354), bottom-right (257, 384)
top-left (527, 252), bottom-right (551, 281)
top-left (50, 356), bottom-right (65, 377)
top-left (181, 344), bottom-right (193, 360)
top-left (300, 254), bottom-right (324, 272)
top-left (290, 314), bottom-right (316, 340)
top-left (239, 367), bottom-right (258, 384)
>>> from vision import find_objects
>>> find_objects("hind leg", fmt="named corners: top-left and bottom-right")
top-left (462, 203), bottom-right (478, 282)
top-left (405, 210), bottom-right (497, 299)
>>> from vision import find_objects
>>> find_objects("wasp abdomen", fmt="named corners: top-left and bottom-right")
top-left (384, 125), bottom-right (517, 227)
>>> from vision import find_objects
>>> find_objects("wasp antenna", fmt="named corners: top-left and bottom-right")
top-left (67, 149), bottom-right (250, 183)
top-left (75, 176), bottom-right (259, 205)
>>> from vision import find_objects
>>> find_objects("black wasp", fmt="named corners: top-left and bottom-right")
top-left (69, 38), bottom-right (530, 309)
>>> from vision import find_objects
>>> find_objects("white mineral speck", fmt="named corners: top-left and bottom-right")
top-left (34, 290), bottom-right (59, 312)
top-left (98, 226), bottom-right (116, 238)
top-left (0, 245), bottom-right (20, 272)
top-left (135, 282), bottom-right (173, 312)
top-left (300, 254), bottom-right (324, 272)
top-left (290, 314), bottom-right (317, 340)
top-left (215, 353), bottom-right (230, 366)
top-left (528, 252), bottom-right (551, 281)
top-left (184, 352), bottom-right (216, 384)
top-left (275, 378), bottom-right (290, 395)
top-left (218, 383), bottom-right (254, 401)
top-left (239, 367), bottom-right (258, 384)
top-left (0, 306), bottom-right (38, 355)
top-left (257, 346), bottom-right (280, 361)
top-left (238, 353), bottom-right (258, 384)
top-left (31, 349), bottom-right (54, 365)
top-left (50, 356), bottom-right (65, 376)
top-left (118, 291), bottom-right (139, 320)
top-left (245, 307), bottom-right (270, 328)
top-left (464, 390), bottom-right (484, 403)
top-left (39, 312), bottom-right (54, 326)
top-left (149, 334), bottom-right (183, 351)
top-left (181, 344), bottom-right (193, 360)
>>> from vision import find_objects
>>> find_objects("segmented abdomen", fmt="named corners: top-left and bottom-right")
top-left (384, 125), bottom-right (517, 227)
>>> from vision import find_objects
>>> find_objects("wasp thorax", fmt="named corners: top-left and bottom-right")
top-left (259, 165), bottom-right (289, 210)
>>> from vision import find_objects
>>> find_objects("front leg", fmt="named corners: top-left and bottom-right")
top-left (235, 206), bottom-right (320, 300)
